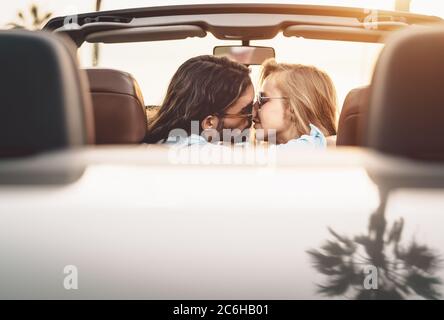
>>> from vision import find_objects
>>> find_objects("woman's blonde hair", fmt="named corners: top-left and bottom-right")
top-left (259, 59), bottom-right (337, 137)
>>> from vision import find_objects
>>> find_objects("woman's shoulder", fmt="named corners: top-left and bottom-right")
top-left (280, 124), bottom-right (327, 149)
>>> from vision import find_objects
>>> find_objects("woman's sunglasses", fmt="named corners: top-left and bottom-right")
top-left (256, 91), bottom-right (288, 109)
top-left (221, 101), bottom-right (254, 119)
top-left (218, 90), bottom-right (289, 120)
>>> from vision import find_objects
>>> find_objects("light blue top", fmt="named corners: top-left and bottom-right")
top-left (160, 123), bottom-right (326, 148)
top-left (161, 134), bottom-right (208, 146)
top-left (278, 124), bottom-right (326, 149)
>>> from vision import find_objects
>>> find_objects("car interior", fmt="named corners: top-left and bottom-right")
top-left (336, 86), bottom-right (369, 147)
top-left (1, 3), bottom-right (443, 184)
top-left (86, 68), bottom-right (147, 144)
top-left (38, 4), bottom-right (443, 152)
top-left (1, 4), bottom-right (444, 196)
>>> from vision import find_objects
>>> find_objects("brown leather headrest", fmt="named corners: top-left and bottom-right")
top-left (0, 31), bottom-right (94, 158)
top-left (366, 26), bottom-right (444, 161)
top-left (336, 86), bottom-right (369, 147)
top-left (86, 69), bottom-right (147, 144)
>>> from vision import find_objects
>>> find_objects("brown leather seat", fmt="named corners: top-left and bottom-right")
top-left (366, 26), bottom-right (444, 161)
top-left (336, 86), bottom-right (369, 147)
top-left (0, 31), bottom-right (94, 158)
top-left (86, 69), bottom-right (147, 144)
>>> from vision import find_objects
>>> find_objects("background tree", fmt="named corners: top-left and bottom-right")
top-left (93, 0), bottom-right (102, 67)
top-left (7, 3), bottom-right (52, 30)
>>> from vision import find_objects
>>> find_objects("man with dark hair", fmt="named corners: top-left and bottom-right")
top-left (145, 55), bottom-right (254, 145)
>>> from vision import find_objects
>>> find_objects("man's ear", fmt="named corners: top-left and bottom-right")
top-left (201, 115), bottom-right (220, 130)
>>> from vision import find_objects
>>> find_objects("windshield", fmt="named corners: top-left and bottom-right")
top-left (78, 34), bottom-right (383, 109)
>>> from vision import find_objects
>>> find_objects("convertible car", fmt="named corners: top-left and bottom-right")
top-left (1, 3), bottom-right (444, 300)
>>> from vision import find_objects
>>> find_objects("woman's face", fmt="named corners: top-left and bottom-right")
top-left (253, 77), bottom-right (294, 143)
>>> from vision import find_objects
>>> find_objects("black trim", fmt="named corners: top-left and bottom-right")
top-left (43, 3), bottom-right (442, 31)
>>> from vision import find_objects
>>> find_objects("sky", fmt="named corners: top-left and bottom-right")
top-left (2, 0), bottom-right (444, 106)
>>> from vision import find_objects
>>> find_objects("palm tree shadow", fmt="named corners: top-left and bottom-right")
top-left (307, 199), bottom-right (443, 300)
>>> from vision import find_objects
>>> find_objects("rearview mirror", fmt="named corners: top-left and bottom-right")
top-left (213, 46), bottom-right (275, 65)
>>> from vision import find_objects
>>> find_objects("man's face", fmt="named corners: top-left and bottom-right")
top-left (217, 84), bottom-right (255, 143)
top-left (200, 84), bottom-right (254, 143)
top-left (221, 84), bottom-right (255, 132)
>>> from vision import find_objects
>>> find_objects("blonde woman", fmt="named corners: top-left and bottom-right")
top-left (253, 59), bottom-right (337, 148)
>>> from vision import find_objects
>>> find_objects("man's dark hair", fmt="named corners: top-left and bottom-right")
top-left (145, 55), bottom-right (251, 143)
